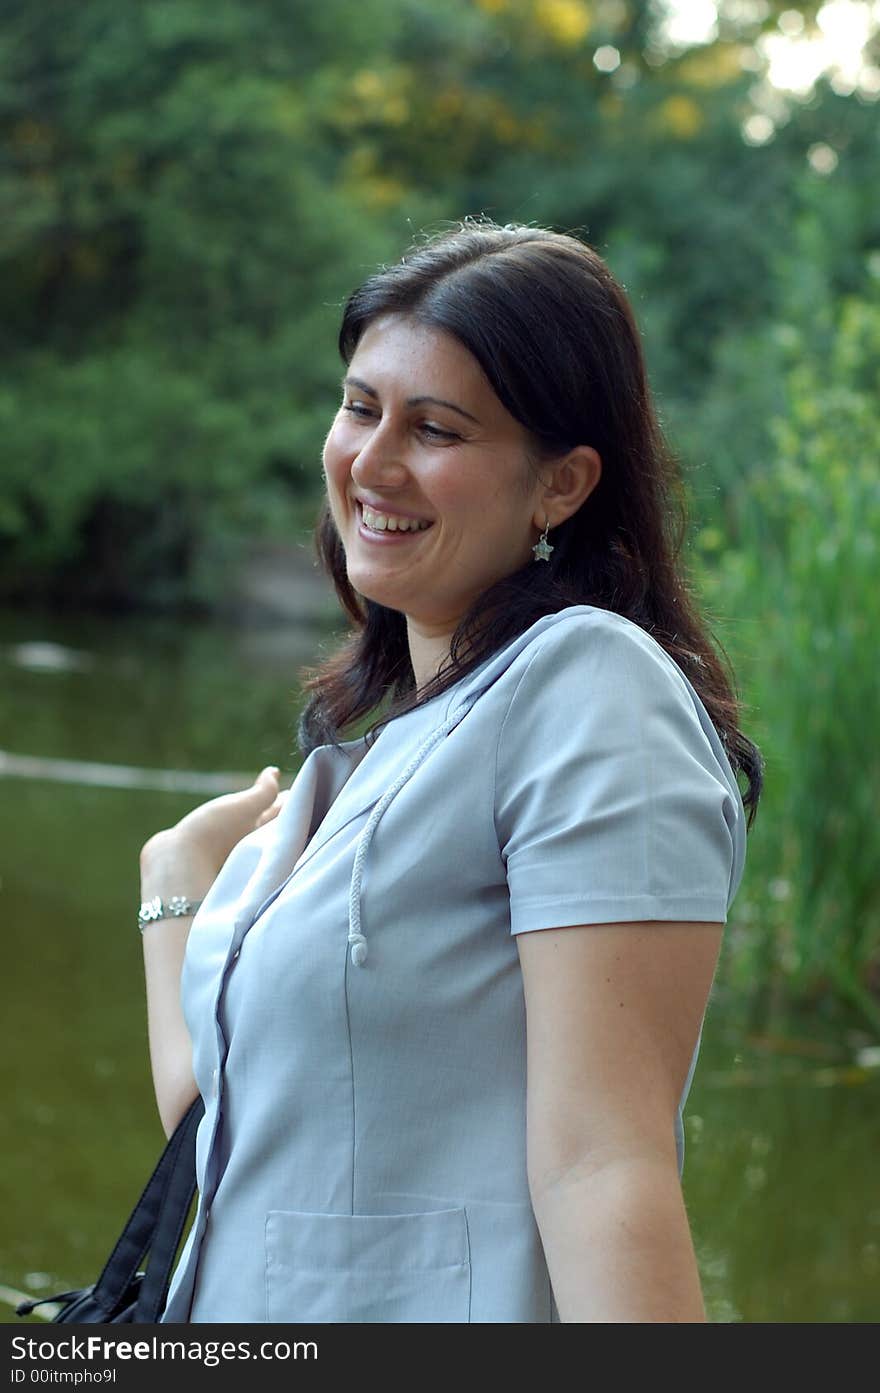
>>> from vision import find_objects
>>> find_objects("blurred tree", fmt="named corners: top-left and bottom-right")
top-left (0, 0), bottom-right (877, 605)
top-left (0, 0), bottom-right (417, 603)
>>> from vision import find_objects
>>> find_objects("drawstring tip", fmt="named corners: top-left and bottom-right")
top-left (349, 937), bottom-right (368, 967)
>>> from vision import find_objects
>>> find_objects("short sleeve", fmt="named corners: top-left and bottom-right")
top-left (494, 614), bottom-right (745, 934)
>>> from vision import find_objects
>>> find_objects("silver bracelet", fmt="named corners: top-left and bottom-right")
top-left (137, 895), bottom-right (204, 934)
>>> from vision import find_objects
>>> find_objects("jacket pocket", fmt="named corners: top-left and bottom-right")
top-left (265, 1208), bottom-right (471, 1323)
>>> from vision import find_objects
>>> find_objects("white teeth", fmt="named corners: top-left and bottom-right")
top-left (361, 505), bottom-right (430, 534)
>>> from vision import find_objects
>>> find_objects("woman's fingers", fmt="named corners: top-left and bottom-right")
top-left (245, 767), bottom-right (282, 826)
top-left (247, 765), bottom-right (280, 803)
top-left (142, 767), bottom-right (285, 879)
top-left (256, 788), bottom-right (287, 828)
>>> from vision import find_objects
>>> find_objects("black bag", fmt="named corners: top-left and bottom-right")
top-left (17, 1097), bottom-right (204, 1324)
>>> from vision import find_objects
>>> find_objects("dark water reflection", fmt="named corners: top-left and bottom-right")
top-left (2, 609), bottom-right (878, 1324)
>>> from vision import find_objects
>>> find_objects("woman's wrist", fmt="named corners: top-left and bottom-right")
top-left (137, 894), bottom-right (205, 934)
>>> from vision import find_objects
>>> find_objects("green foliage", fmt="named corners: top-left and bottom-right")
top-left (2, 0), bottom-right (878, 608)
top-left (692, 255), bottom-right (880, 1027)
top-left (0, 0), bottom-right (419, 603)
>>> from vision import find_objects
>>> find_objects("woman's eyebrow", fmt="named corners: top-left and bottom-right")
top-left (341, 375), bottom-right (481, 424)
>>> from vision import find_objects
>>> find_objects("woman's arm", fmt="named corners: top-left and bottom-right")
top-left (516, 919), bottom-right (724, 1322)
top-left (140, 836), bottom-right (216, 1139)
top-left (140, 767), bottom-right (283, 1138)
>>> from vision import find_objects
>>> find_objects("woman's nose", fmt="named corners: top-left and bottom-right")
top-left (350, 425), bottom-right (409, 487)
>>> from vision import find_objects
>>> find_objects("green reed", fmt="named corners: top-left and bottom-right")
top-left (690, 282), bottom-right (880, 1031)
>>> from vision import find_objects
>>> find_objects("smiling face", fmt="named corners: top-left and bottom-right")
top-left (322, 313), bottom-right (550, 676)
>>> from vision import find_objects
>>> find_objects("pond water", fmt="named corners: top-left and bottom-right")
top-left (1, 606), bottom-right (878, 1324)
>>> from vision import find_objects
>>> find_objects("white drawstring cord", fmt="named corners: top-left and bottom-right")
top-left (347, 702), bottom-right (472, 967)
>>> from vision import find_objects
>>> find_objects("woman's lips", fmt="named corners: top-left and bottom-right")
top-left (356, 502), bottom-right (433, 543)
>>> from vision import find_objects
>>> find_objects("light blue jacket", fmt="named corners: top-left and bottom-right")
top-left (161, 604), bottom-right (747, 1323)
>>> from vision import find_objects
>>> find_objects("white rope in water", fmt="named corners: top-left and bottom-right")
top-left (0, 750), bottom-right (255, 795)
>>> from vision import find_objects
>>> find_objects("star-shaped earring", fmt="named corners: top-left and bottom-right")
top-left (532, 518), bottom-right (554, 562)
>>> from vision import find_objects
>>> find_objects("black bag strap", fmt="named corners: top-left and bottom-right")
top-left (135, 1099), bottom-right (205, 1320)
top-left (90, 1096), bottom-right (205, 1322)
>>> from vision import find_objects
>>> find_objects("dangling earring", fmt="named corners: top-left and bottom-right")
top-left (532, 515), bottom-right (553, 562)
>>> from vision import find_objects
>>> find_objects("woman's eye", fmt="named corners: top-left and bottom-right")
top-left (342, 404), bottom-right (457, 441)
top-left (420, 422), bottom-right (459, 440)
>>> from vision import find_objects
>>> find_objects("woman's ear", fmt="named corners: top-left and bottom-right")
top-left (538, 446), bottom-right (602, 528)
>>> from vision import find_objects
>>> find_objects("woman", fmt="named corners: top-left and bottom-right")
top-left (142, 219), bottom-right (762, 1323)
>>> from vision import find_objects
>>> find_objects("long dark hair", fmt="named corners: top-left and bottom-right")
top-left (298, 218), bottom-right (763, 828)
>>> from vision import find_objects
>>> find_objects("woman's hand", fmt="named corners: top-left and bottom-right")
top-left (140, 766), bottom-right (284, 899)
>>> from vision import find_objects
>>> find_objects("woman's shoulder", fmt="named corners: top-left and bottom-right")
top-left (494, 605), bottom-right (743, 814)
top-left (395, 606), bottom-right (704, 751)
top-left (494, 605), bottom-right (731, 769)
top-left (501, 604), bottom-right (693, 700)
